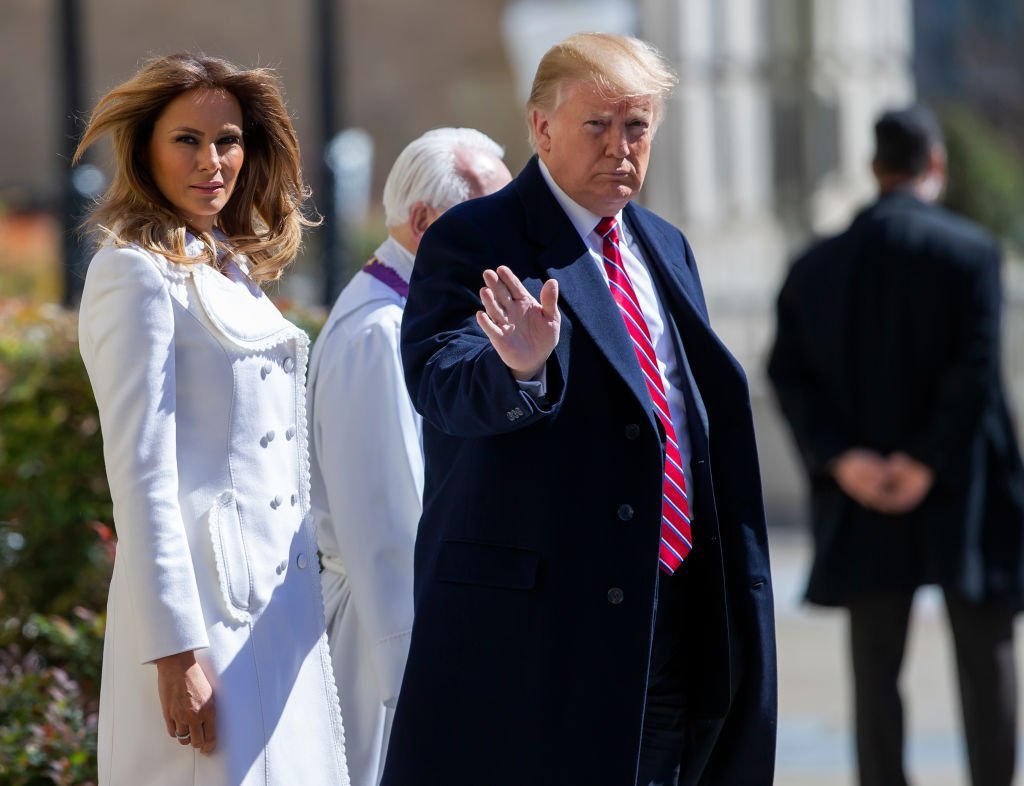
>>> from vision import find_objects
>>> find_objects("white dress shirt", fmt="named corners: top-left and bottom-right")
top-left (538, 160), bottom-right (695, 504)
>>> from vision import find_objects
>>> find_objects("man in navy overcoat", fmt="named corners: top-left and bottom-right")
top-left (384, 33), bottom-right (777, 786)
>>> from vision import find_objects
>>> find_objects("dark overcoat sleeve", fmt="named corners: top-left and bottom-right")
top-left (400, 209), bottom-right (565, 437)
top-left (766, 254), bottom-right (854, 476)
top-left (904, 240), bottom-right (1002, 479)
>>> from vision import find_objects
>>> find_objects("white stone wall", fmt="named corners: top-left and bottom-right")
top-left (639, 0), bottom-right (917, 524)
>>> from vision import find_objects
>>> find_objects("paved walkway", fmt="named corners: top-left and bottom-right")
top-left (772, 526), bottom-right (1023, 786)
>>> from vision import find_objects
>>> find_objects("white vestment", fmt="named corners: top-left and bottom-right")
top-left (307, 237), bottom-right (423, 786)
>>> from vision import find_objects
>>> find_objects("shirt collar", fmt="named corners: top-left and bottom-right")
top-left (537, 158), bottom-right (623, 244)
top-left (373, 235), bottom-right (416, 283)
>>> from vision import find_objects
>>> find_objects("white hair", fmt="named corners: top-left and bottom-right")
top-left (382, 127), bottom-right (505, 227)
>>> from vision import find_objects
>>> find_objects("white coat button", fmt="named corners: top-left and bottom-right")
top-left (290, 493), bottom-right (298, 506)
top-left (283, 357), bottom-right (295, 373)
top-left (296, 552), bottom-right (308, 570)
top-left (271, 495), bottom-right (282, 509)
top-left (276, 560), bottom-right (287, 574)
top-left (285, 425), bottom-right (296, 440)
top-left (261, 362), bottom-right (273, 378)
top-left (265, 430), bottom-right (276, 442)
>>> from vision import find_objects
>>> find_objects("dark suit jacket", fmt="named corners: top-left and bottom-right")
top-left (384, 157), bottom-right (776, 786)
top-left (768, 190), bottom-right (1024, 608)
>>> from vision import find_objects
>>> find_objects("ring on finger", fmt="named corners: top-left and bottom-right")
top-left (175, 731), bottom-right (191, 741)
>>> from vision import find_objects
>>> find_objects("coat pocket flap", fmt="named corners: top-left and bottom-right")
top-left (208, 490), bottom-right (253, 624)
top-left (436, 540), bottom-right (540, 590)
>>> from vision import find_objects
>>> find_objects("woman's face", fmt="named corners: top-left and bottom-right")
top-left (148, 87), bottom-right (245, 233)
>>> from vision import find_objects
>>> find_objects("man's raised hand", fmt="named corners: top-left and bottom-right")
top-left (477, 265), bottom-right (560, 381)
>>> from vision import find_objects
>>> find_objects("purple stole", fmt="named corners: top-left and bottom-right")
top-left (362, 256), bottom-right (409, 299)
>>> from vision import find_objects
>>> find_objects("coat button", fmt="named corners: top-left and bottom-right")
top-left (283, 357), bottom-right (295, 373)
top-left (296, 552), bottom-right (308, 570)
top-left (261, 362), bottom-right (273, 379)
top-left (290, 493), bottom-right (298, 506)
top-left (607, 588), bottom-right (624, 605)
top-left (276, 560), bottom-right (287, 574)
top-left (265, 430), bottom-right (276, 442)
top-left (285, 425), bottom-right (296, 440)
top-left (624, 423), bottom-right (640, 440)
top-left (271, 495), bottom-right (282, 509)
top-left (617, 504), bottom-right (634, 521)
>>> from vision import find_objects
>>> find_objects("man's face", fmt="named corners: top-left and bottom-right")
top-left (532, 81), bottom-right (655, 217)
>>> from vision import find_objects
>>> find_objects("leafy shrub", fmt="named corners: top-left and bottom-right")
top-left (0, 609), bottom-right (103, 786)
top-left (0, 300), bottom-right (113, 621)
top-left (941, 104), bottom-right (1024, 251)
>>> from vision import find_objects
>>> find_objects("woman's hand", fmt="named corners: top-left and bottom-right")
top-left (155, 649), bottom-right (217, 754)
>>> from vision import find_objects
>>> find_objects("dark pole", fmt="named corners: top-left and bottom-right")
top-left (59, 0), bottom-right (89, 307)
top-left (316, 0), bottom-right (345, 305)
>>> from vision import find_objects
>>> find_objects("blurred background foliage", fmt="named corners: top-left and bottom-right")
top-left (940, 105), bottom-right (1024, 252)
top-left (0, 299), bottom-right (110, 785)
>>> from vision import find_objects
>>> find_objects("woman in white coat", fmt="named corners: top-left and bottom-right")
top-left (74, 54), bottom-right (349, 786)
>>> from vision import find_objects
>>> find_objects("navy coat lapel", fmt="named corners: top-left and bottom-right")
top-left (624, 202), bottom-right (748, 396)
top-left (513, 158), bottom-right (655, 427)
top-left (623, 202), bottom-right (710, 330)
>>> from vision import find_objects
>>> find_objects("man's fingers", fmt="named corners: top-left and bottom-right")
top-left (483, 268), bottom-right (514, 304)
top-left (539, 278), bottom-right (559, 319)
top-left (174, 723), bottom-right (191, 746)
top-left (496, 265), bottom-right (531, 300)
top-left (477, 310), bottom-right (507, 342)
top-left (479, 287), bottom-right (510, 326)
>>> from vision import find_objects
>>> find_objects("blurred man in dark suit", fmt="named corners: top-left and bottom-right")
top-left (769, 105), bottom-right (1024, 786)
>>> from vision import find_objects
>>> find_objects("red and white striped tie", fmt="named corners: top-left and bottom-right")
top-left (597, 216), bottom-right (692, 574)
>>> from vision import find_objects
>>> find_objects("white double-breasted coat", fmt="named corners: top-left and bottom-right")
top-left (78, 236), bottom-right (349, 786)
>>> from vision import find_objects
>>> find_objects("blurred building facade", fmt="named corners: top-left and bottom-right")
top-left (639, 0), bottom-right (914, 520)
top-left (4, 0), bottom-right (1022, 526)
top-left (0, 0), bottom-right (527, 213)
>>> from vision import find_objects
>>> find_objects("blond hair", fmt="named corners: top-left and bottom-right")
top-left (74, 53), bottom-right (316, 283)
top-left (526, 33), bottom-right (677, 148)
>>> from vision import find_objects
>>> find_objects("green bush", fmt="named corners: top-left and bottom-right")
top-left (0, 300), bottom-right (113, 620)
top-left (0, 609), bottom-right (103, 786)
top-left (941, 104), bottom-right (1024, 251)
top-left (0, 299), bottom-right (112, 784)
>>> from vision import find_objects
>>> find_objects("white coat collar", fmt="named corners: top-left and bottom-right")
top-left (184, 232), bottom-right (305, 352)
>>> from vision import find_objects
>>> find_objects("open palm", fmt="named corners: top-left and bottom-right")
top-left (476, 265), bottom-right (560, 381)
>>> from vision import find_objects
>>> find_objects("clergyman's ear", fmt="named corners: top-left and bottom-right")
top-left (409, 201), bottom-right (435, 243)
